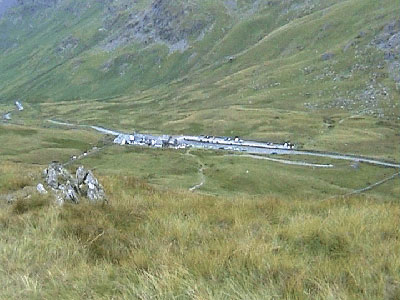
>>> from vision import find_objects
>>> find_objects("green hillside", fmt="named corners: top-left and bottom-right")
top-left (0, 0), bottom-right (399, 198)
top-left (0, 0), bottom-right (398, 105)
top-left (1, 0), bottom-right (399, 157)
top-left (1, 1), bottom-right (400, 298)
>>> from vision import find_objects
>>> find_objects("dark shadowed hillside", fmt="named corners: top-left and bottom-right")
top-left (0, 0), bottom-right (17, 16)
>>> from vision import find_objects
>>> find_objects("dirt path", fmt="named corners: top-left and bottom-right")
top-left (189, 165), bottom-right (205, 192)
top-left (226, 154), bottom-right (334, 168)
top-left (186, 150), bottom-right (206, 192)
top-left (63, 145), bottom-right (108, 167)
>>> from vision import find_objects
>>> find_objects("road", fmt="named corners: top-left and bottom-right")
top-left (226, 154), bottom-right (334, 168)
top-left (48, 119), bottom-right (400, 169)
top-left (48, 120), bottom-right (120, 135)
top-left (174, 139), bottom-right (400, 169)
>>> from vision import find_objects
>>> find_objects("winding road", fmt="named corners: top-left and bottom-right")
top-left (47, 118), bottom-right (400, 196)
top-left (48, 119), bottom-right (400, 169)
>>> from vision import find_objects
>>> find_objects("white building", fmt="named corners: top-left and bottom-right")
top-left (15, 101), bottom-right (23, 111)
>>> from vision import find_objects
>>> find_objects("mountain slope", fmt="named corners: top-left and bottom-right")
top-left (0, 0), bottom-right (399, 159)
top-left (2, 0), bottom-right (397, 103)
top-left (1, 3), bottom-right (400, 298)
top-left (0, 0), bottom-right (17, 17)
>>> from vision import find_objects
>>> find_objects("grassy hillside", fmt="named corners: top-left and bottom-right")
top-left (1, 122), bottom-right (398, 200)
top-left (0, 130), bottom-right (399, 298)
top-left (0, 0), bottom-right (398, 105)
top-left (0, 1), bottom-right (399, 298)
top-left (1, 161), bottom-right (400, 299)
top-left (1, 0), bottom-right (398, 160)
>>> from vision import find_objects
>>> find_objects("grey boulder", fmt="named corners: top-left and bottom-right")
top-left (75, 166), bottom-right (107, 203)
top-left (42, 163), bottom-right (106, 205)
top-left (36, 183), bottom-right (48, 194)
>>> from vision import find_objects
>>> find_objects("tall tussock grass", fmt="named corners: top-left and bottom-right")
top-left (0, 162), bottom-right (37, 194)
top-left (58, 202), bottom-right (146, 264)
top-left (0, 173), bottom-right (399, 299)
top-left (12, 195), bottom-right (51, 215)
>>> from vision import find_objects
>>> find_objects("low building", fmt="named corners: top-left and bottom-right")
top-left (15, 101), bottom-right (23, 111)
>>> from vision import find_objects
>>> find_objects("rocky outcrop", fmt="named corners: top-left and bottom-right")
top-left (56, 35), bottom-right (79, 54)
top-left (0, 163), bottom-right (106, 205)
top-left (76, 166), bottom-right (107, 202)
top-left (103, 0), bottom-right (211, 52)
top-left (36, 183), bottom-right (48, 194)
top-left (0, 0), bottom-right (17, 17)
top-left (43, 163), bottom-right (107, 205)
top-left (321, 52), bottom-right (334, 61)
top-left (373, 19), bottom-right (400, 85)
top-left (12, 0), bottom-right (60, 17)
